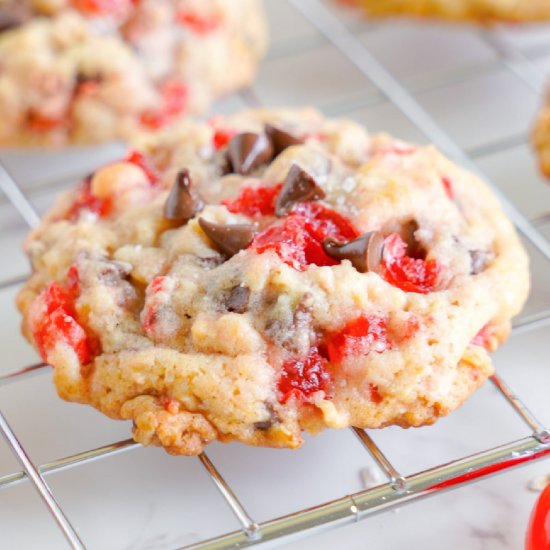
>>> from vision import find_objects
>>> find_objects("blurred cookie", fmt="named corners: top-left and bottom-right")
top-left (0, 0), bottom-right (266, 146)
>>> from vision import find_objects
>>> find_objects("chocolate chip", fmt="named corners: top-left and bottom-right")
top-left (199, 256), bottom-right (225, 269)
top-left (470, 249), bottom-right (493, 275)
top-left (99, 261), bottom-right (131, 285)
top-left (265, 124), bottom-right (303, 156)
top-left (275, 164), bottom-right (326, 217)
top-left (225, 285), bottom-right (250, 313)
top-left (163, 169), bottom-right (204, 224)
top-left (227, 132), bottom-right (274, 175)
top-left (253, 403), bottom-right (279, 430)
top-left (323, 231), bottom-right (385, 273)
top-left (399, 220), bottom-right (424, 259)
top-left (75, 72), bottom-right (102, 88)
top-left (0, 10), bottom-right (24, 32)
top-left (198, 218), bottom-right (257, 258)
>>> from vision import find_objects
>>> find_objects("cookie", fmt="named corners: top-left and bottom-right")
top-left (0, 0), bottom-right (266, 146)
top-left (341, 0), bottom-right (550, 23)
top-left (533, 98), bottom-right (550, 178)
top-left (17, 108), bottom-right (529, 455)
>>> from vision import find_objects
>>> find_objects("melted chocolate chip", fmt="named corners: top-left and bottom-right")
top-left (225, 285), bottom-right (250, 313)
top-left (227, 132), bottom-right (274, 175)
top-left (399, 220), bottom-right (424, 259)
top-left (0, 10), bottom-right (24, 32)
top-left (323, 231), bottom-right (385, 273)
top-left (275, 164), bottom-right (326, 217)
top-left (163, 169), bottom-right (204, 224)
top-left (199, 256), bottom-right (225, 269)
top-left (198, 218), bottom-right (257, 258)
top-left (253, 403), bottom-right (279, 430)
top-left (265, 124), bottom-right (303, 156)
top-left (470, 249), bottom-right (493, 275)
top-left (99, 261), bottom-right (131, 285)
top-left (253, 420), bottom-right (272, 430)
top-left (75, 72), bottom-right (102, 88)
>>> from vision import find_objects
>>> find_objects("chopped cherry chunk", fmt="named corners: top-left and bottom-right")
top-left (292, 202), bottom-right (359, 242)
top-left (369, 384), bottom-right (383, 404)
top-left (327, 315), bottom-right (390, 364)
top-left (278, 347), bottom-right (331, 403)
top-left (212, 127), bottom-right (237, 150)
top-left (26, 112), bottom-right (65, 133)
top-left (442, 176), bottom-right (454, 200)
top-left (71, 0), bottom-right (134, 16)
top-left (223, 184), bottom-right (282, 217)
top-left (471, 323), bottom-right (499, 351)
top-left (123, 150), bottom-right (159, 185)
top-left (140, 80), bottom-right (188, 130)
top-left (31, 279), bottom-right (92, 365)
top-left (382, 233), bottom-right (442, 294)
top-left (142, 276), bottom-right (168, 333)
top-left (176, 11), bottom-right (222, 34)
top-left (252, 202), bottom-right (359, 271)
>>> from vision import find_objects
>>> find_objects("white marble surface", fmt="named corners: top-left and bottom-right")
top-left (1, 1), bottom-right (549, 548)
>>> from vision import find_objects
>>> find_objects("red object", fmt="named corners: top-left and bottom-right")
top-left (123, 149), bottom-right (159, 185)
top-left (212, 128), bottom-right (237, 150)
top-left (142, 276), bottom-right (167, 333)
top-left (327, 315), bottom-right (390, 364)
top-left (427, 448), bottom-right (550, 492)
top-left (442, 176), bottom-right (454, 200)
top-left (31, 280), bottom-right (92, 365)
top-left (253, 202), bottom-right (359, 271)
top-left (278, 347), bottom-right (331, 403)
top-left (527, 481), bottom-right (550, 550)
top-left (223, 183), bottom-right (282, 217)
top-left (369, 384), bottom-right (382, 403)
top-left (140, 81), bottom-right (188, 130)
top-left (176, 11), bottom-right (222, 34)
top-left (26, 112), bottom-right (65, 133)
top-left (71, 0), bottom-right (134, 16)
top-left (382, 233), bottom-right (442, 294)
top-left (66, 265), bottom-right (80, 295)
top-left (68, 179), bottom-right (110, 221)
top-left (292, 202), bottom-right (359, 242)
top-left (75, 80), bottom-right (99, 97)
top-left (472, 324), bottom-right (493, 350)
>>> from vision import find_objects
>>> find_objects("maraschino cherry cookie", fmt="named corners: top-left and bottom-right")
top-left (339, 0), bottom-right (550, 23)
top-left (532, 98), bottom-right (550, 179)
top-left (0, 0), bottom-right (266, 146)
top-left (17, 108), bottom-right (529, 455)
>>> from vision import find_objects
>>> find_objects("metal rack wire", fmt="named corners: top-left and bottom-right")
top-left (1, 1), bottom-right (550, 548)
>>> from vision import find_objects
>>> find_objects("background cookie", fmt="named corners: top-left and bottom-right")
top-left (0, 0), bottom-right (266, 146)
top-left (533, 96), bottom-right (550, 178)
top-left (17, 108), bottom-right (529, 455)
top-left (341, 0), bottom-right (550, 23)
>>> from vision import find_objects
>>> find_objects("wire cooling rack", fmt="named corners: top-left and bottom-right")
top-left (1, 1), bottom-right (550, 548)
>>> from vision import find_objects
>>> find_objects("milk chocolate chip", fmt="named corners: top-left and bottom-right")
top-left (227, 132), bottom-right (274, 175)
top-left (198, 218), bottom-right (257, 258)
top-left (265, 124), bottom-right (303, 156)
top-left (275, 164), bottom-right (326, 217)
top-left (0, 10), bottom-right (24, 32)
top-left (163, 169), bottom-right (204, 224)
top-left (399, 220), bottom-right (424, 259)
top-left (470, 249), bottom-right (493, 275)
top-left (323, 231), bottom-right (385, 273)
top-left (253, 403), bottom-right (279, 430)
top-left (225, 285), bottom-right (250, 313)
